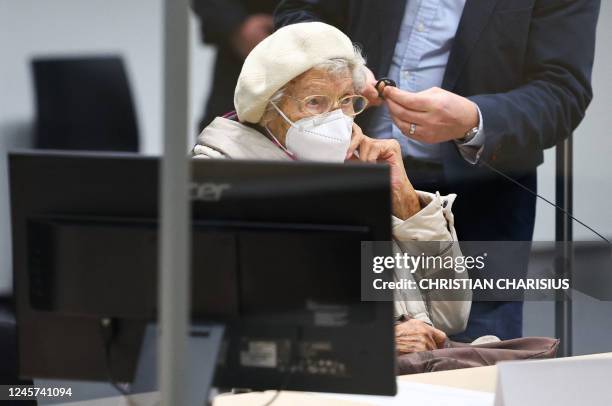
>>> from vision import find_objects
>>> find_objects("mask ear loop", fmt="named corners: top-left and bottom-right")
top-left (271, 101), bottom-right (299, 129)
top-left (264, 124), bottom-right (296, 160)
top-left (265, 102), bottom-right (297, 160)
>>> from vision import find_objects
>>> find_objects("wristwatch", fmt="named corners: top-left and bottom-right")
top-left (458, 126), bottom-right (479, 143)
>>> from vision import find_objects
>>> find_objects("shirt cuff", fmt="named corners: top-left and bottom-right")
top-left (455, 104), bottom-right (485, 164)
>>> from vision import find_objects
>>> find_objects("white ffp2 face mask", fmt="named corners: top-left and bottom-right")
top-left (270, 103), bottom-right (353, 162)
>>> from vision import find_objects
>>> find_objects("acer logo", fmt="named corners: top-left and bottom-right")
top-left (189, 182), bottom-right (231, 201)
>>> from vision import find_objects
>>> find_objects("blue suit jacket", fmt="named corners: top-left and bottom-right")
top-left (274, 0), bottom-right (600, 179)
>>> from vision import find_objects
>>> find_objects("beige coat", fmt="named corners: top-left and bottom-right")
top-left (193, 117), bottom-right (471, 335)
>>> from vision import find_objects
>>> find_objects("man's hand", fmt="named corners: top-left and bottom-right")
top-left (346, 124), bottom-right (420, 220)
top-left (360, 66), bottom-right (383, 108)
top-left (395, 319), bottom-right (447, 355)
top-left (383, 86), bottom-right (479, 143)
top-left (231, 14), bottom-right (274, 59)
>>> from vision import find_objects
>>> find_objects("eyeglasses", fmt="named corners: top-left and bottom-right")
top-left (286, 94), bottom-right (369, 117)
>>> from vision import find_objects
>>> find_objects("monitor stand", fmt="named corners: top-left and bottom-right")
top-left (131, 323), bottom-right (225, 405)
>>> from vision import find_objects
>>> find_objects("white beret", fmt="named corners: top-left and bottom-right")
top-left (234, 22), bottom-right (356, 123)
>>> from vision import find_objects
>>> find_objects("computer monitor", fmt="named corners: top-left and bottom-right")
top-left (9, 151), bottom-right (396, 396)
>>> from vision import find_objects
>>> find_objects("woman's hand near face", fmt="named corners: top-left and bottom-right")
top-left (395, 319), bottom-right (447, 355)
top-left (346, 124), bottom-right (421, 220)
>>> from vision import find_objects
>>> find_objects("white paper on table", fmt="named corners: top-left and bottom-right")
top-left (494, 357), bottom-right (612, 406)
top-left (311, 380), bottom-right (494, 406)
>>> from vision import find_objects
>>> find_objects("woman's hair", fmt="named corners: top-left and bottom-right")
top-left (260, 44), bottom-right (367, 126)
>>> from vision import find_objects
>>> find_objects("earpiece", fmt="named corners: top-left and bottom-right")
top-left (375, 78), bottom-right (397, 99)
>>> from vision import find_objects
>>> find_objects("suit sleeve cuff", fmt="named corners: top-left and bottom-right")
top-left (454, 104), bottom-right (485, 164)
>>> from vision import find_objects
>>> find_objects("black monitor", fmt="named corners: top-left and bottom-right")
top-left (9, 151), bottom-right (396, 396)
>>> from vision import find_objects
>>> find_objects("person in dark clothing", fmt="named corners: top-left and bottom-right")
top-left (274, 0), bottom-right (601, 340)
top-left (192, 0), bottom-right (278, 131)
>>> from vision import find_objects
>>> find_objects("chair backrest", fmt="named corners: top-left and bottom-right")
top-left (31, 56), bottom-right (139, 152)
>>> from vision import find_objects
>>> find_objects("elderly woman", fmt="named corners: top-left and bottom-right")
top-left (193, 22), bottom-right (471, 354)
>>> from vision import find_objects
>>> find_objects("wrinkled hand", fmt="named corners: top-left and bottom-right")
top-left (383, 86), bottom-right (479, 143)
top-left (360, 66), bottom-right (383, 108)
top-left (346, 123), bottom-right (420, 220)
top-left (231, 14), bottom-right (274, 59)
top-left (395, 319), bottom-right (447, 355)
